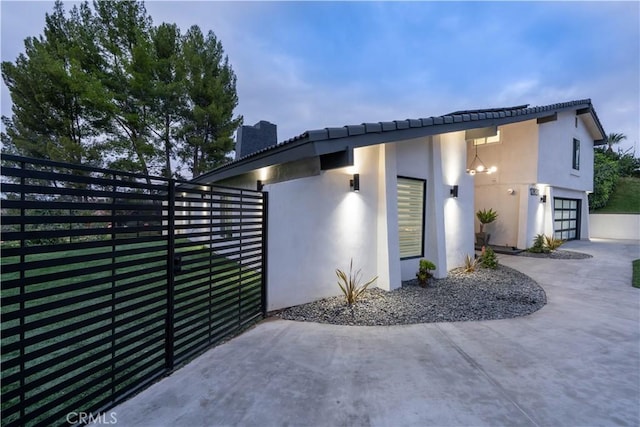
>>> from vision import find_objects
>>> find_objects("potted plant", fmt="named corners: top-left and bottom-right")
top-left (416, 259), bottom-right (436, 287)
top-left (476, 208), bottom-right (498, 246)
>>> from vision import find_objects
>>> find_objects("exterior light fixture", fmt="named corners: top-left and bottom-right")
top-left (540, 195), bottom-right (547, 203)
top-left (466, 144), bottom-right (497, 175)
top-left (350, 173), bottom-right (360, 192)
top-left (450, 185), bottom-right (459, 198)
top-left (257, 180), bottom-right (264, 191)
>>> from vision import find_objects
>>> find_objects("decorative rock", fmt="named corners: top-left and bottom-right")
top-left (274, 265), bottom-right (546, 326)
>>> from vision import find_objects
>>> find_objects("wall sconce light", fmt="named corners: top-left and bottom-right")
top-left (540, 195), bottom-right (547, 203)
top-left (507, 188), bottom-right (515, 195)
top-left (450, 185), bottom-right (459, 198)
top-left (257, 180), bottom-right (264, 191)
top-left (350, 173), bottom-right (360, 192)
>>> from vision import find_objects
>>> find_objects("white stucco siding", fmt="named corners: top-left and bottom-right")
top-left (471, 121), bottom-right (540, 249)
top-left (538, 111), bottom-right (595, 191)
top-left (393, 137), bottom-right (443, 281)
top-left (265, 146), bottom-right (381, 310)
top-left (439, 132), bottom-right (475, 272)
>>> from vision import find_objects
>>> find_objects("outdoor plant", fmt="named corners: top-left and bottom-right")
top-left (544, 235), bottom-right (565, 251)
top-left (476, 208), bottom-right (498, 246)
top-left (528, 234), bottom-right (549, 254)
top-left (416, 259), bottom-right (436, 287)
top-left (336, 259), bottom-right (378, 305)
top-left (462, 254), bottom-right (479, 273)
top-left (528, 234), bottom-right (564, 253)
top-left (480, 246), bottom-right (499, 269)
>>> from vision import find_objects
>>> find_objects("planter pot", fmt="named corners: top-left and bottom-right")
top-left (475, 232), bottom-right (491, 246)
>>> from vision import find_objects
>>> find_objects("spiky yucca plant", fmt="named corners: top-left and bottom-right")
top-left (336, 259), bottom-right (378, 305)
top-left (463, 254), bottom-right (479, 273)
top-left (544, 235), bottom-right (564, 251)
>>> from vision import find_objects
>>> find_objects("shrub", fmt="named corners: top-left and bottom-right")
top-left (589, 150), bottom-right (620, 210)
top-left (463, 254), bottom-right (479, 273)
top-left (416, 259), bottom-right (436, 286)
top-left (528, 234), bottom-right (564, 253)
top-left (528, 234), bottom-right (549, 254)
top-left (336, 259), bottom-right (378, 305)
top-left (480, 246), bottom-right (498, 269)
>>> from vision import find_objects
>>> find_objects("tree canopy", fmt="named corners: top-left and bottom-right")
top-left (1, 0), bottom-right (242, 179)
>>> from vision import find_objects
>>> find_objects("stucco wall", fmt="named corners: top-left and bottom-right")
top-left (439, 132), bottom-right (475, 270)
top-left (538, 111), bottom-right (594, 191)
top-left (472, 120), bottom-right (539, 248)
top-left (265, 146), bottom-right (380, 310)
top-left (590, 214), bottom-right (640, 240)
top-left (472, 114), bottom-right (596, 249)
top-left (394, 137), bottom-right (437, 280)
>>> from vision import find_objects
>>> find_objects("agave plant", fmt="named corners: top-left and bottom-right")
top-left (544, 235), bottom-right (565, 251)
top-left (463, 254), bottom-right (479, 273)
top-left (336, 259), bottom-right (378, 305)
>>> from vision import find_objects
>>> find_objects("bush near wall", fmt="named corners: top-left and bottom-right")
top-left (590, 149), bottom-right (640, 211)
top-left (589, 151), bottom-right (620, 210)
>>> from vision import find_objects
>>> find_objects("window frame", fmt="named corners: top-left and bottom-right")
top-left (397, 176), bottom-right (426, 260)
top-left (572, 138), bottom-right (580, 170)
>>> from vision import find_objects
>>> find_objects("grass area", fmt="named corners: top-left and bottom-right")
top-left (594, 177), bottom-right (640, 213)
top-left (1, 238), bottom-right (261, 426)
top-left (633, 260), bottom-right (640, 288)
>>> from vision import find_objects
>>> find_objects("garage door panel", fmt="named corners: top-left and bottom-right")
top-left (554, 197), bottom-right (581, 241)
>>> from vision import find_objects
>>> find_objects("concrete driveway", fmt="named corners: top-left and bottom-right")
top-left (106, 239), bottom-right (640, 427)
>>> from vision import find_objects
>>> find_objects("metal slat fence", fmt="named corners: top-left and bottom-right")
top-left (0, 154), bottom-right (267, 426)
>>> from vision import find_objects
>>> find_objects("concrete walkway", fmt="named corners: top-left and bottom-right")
top-left (105, 239), bottom-right (640, 427)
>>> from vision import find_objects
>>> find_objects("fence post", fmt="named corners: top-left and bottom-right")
top-left (165, 179), bottom-right (175, 372)
top-left (261, 191), bottom-right (268, 317)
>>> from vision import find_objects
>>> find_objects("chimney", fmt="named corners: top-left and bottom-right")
top-left (235, 121), bottom-right (277, 160)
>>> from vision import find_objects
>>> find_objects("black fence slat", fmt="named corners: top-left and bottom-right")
top-left (1, 154), bottom-right (265, 426)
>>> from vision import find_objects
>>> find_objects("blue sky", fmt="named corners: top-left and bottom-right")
top-left (1, 1), bottom-right (639, 152)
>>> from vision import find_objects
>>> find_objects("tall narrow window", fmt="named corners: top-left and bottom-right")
top-left (572, 138), bottom-right (580, 170)
top-left (397, 177), bottom-right (425, 259)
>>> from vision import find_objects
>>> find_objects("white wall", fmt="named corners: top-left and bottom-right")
top-left (265, 147), bottom-right (380, 310)
top-left (538, 111), bottom-right (594, 191)
top-left (590, 214), bottom-right (640, 240)
top-left (472, 120), bottom-right (539, 248)
top-left (394, 137), bottom-right (441, 280)
top-left (439, 132), bottom-right (475, 270)
top-left (472, 113), bottom-right (597, 249)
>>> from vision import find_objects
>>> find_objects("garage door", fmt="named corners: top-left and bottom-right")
top-left (554, 198), bottom-right (581, 240)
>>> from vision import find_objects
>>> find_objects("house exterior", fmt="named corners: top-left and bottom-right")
top-left (194, 99), bottom-right (606, 310)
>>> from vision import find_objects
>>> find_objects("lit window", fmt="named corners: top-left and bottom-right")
top-left (572, 138), bottom-right (580, 170)
top-left (473, 130), bottom-right (501, 146)
top-left (397, 177), bottom-right (425, 259)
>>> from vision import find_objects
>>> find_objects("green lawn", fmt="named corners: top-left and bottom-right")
top-left (633, 259), bottom-right (640, 288)
top-left (594, 177), bottom-right (640, 213)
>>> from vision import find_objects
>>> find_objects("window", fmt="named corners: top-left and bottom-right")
top-left (472, 130), bottom-right (501, 146)
top-left (572, 138), bottom-right (580, 170)
top-left (397, 177), bottom-right (425, 259)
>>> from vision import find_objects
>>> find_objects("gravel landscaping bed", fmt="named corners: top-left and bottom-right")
top-left (274, 265), bottom-right (546, 326)
top-left (518, 249), bottom-right (592, 259)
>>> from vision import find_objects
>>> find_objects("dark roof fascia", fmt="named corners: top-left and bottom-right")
top-left (198, 99), bottom-right (605, 182)
top-left (576, 106), bottom-right (607, 144)
top-left (193, 139), bottom-right (317, 183)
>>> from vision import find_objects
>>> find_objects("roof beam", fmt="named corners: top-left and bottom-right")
top-left (536, 113), bottom-right (558, 124)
